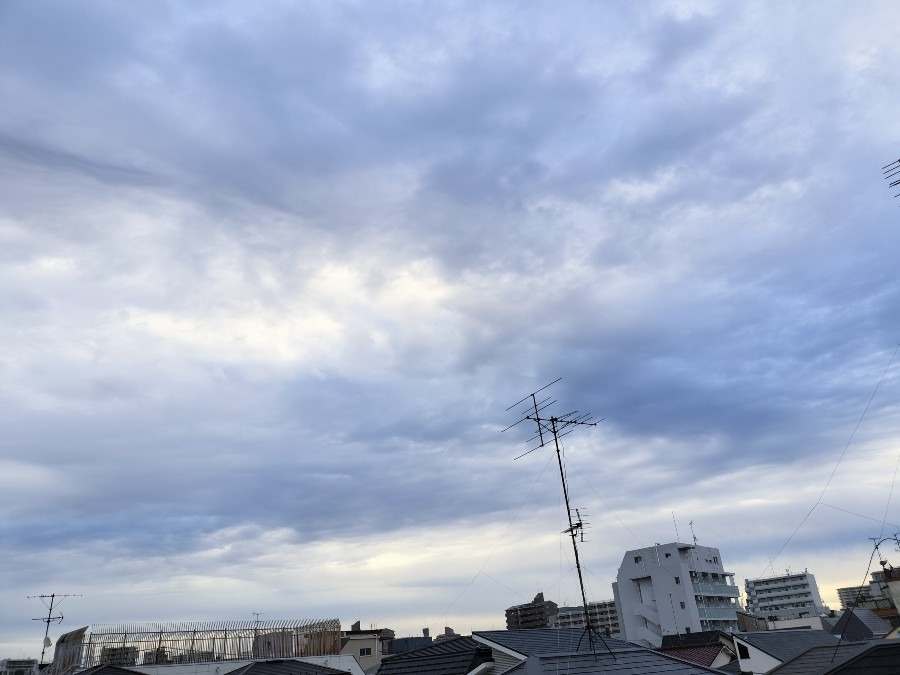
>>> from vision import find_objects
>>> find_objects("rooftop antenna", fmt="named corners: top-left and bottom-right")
top-left (28, 593), bottom-right (81, 666)
top-left (689, 520), bottom-right (698, 546)
top-left (883, 158), bottom-right (900, 201)
top-left (504, 378), bottom-right (613, 660)
top-left (252, 612), bottom-right (264, 657)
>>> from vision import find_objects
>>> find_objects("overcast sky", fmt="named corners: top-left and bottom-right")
top-left (4, 0), bottom-right (900, 658)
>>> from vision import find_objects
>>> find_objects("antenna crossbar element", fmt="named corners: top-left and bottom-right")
top-left (883, 159), bottom-right (900, 201)
top-left (505, 380), bottom-right (613, 660)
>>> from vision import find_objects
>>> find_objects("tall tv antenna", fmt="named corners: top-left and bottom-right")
top-left (28, 593), bottom-right (81, 665)
top-left (504, 378), bottom-right (613, 659)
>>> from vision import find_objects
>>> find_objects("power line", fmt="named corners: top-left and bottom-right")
top-left (759, 342), bottom-right (900, 577)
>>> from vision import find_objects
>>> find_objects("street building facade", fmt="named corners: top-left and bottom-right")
top-left (744, 570), bottom-right (829, 622)
top-left (613, 542), bottom-right (739, 647)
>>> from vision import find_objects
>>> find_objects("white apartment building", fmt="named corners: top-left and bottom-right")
top-left (613, 542), bottom-right (739, 648)
top-left (836, 585), bottom-right (874, 609)
top-left (744, 570), bottom-right (829, 622)
top-left (552, 600), bottom-right (620, 635)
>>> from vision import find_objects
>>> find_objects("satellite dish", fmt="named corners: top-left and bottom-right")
top-left (44, 637), bottom-right (52, 647)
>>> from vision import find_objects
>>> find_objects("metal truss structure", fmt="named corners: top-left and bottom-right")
top-left (78, 619), bottom-right (341, 668)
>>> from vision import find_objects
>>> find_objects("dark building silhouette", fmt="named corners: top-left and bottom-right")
top-left (505, 592), bottom-right (558, 630)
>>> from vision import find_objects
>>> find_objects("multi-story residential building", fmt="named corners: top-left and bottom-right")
top-left (552, 600), bottom-right (620, 635)
top-left (744, 570), bottom-right (829, 621)
top-left (505, 592), bottom-right (558, 630)
top-left (837, 585), bottom-right (874, 609)
top-left (613, 542), bottom-right (739, 647)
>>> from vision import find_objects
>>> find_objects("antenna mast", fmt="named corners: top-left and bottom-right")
top-left (504, 378), bottom-right (613, 659)
top-left (28, 593), bottom-right (81, 665)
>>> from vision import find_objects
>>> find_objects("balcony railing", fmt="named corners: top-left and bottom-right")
top-left (692, 582), bottom-right (739, 597)
top-left (697, 607), bottom-right (739, 620)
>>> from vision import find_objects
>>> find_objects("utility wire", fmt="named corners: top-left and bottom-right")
top-left (760, 342), bottom-right (900, 577)
top-left (819, 502), bottom-right (900, 530)
top-left (440, 451), bottom-right (555, 620)
top-left (566, 456), bottom-right (644, 548)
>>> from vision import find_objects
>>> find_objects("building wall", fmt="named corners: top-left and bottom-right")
top-left (837, 585), bottom-right (873, 609)
top-left (613, 542), bottom-right (739, 648)
top-left (733, 638), bottom-right (782, 675)
top-left (767, 616), bottom-right (832, 631)
top-left (745, 571), bottom-right (828, 621)
top-left (505, 593), bottom-right (558, 630)
top-left (552, 600), bottom-right (620, 634)
top-left (0, 660), bottom-right (38, 675)
top-left (340, 635), bottom-right (378, 671)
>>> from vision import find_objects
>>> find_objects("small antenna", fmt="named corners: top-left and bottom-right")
top-left (252, 612), bottom-right (264, 658)
top-left (28, 593), bottom-right (81, 666)
top-left (672, 512), bottom-right (681, 542)
top-left (505, 379), bottom-right (613, 660)
top-left (689, 520), bottom-right (698, 546)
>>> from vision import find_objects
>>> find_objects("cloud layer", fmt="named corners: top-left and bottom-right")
top-left (4, 0), bottom-right (900, 656)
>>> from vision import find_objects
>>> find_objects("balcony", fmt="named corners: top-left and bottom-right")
top-left (697, 607), bottom-right (739, 620)
top-left (692, 582), bottom-right (739, 597)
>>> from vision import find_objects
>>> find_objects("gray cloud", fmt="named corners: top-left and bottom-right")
top-left (3, 0), bottom-right (900, 657)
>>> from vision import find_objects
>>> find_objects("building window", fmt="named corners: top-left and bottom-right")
top-left (737, 643), bottom-right (750, 659)
top-left (665, 553), bottom-right (671, 558)
top-left (359, 648), bottom-right (372, 657)
top-left (675, 577), bottom-right (681, 584)
top-left (634, 556), bottom-right (642, 563)
top-left (680, 602), bottom-right (686, 609)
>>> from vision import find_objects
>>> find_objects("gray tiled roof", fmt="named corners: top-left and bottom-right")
top-left (375, 636), bottom-right (490, 675)
top-left (517, 650), bottom-right (724, 674)
top-left (830, 608), bottom-right (892, 641)
top-left (767, 642), bottom-right (872, 674)
top-left (661, 631), bottom-right (729, 649)
top-left (474, 629), bottom-right (724, 674)
top-left (734, 629), bottom-right (839, 662)
top-left (222, 659), bottom-right (347, 675)
top-left (78, 667), bottom-right (144, 675)
top-left (769, 639), bottom-right (900, 674)
top-left (714, 660), bottom-right (742, 674)
top-left (823, 640), bottom-right (900, 673)
top-left (473, 628), bottom-right (632, 656)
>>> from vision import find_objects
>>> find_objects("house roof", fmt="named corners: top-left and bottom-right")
top-left (375, 636), bottom-right (492, 675)
top-left (820, 640), bottom-right (900, 673)
top-left (656, 644), bottom-right (726, 667)
top-left (222, 659), bottom-right (347, 675)
top-left (77, 667), bottom-right (144, 675)
top-left (830, 608), bottom-right (892, 642)
top-left (768, 640), bottom-right (900, 674)
top-left (767, 642), bottom-right (873, 674)
top-left (513, 650), bottom-right (724, 674)
top-left (733, 629), bottom-right (839, 662)
top-left (475, 629), bottom-right (724, 674)
top-left (715, 660), bottom-right (743, 674)
top-left (660, 631), bottom-right (730, 649)
top-left (473, 628), bottom-right (632, 657)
